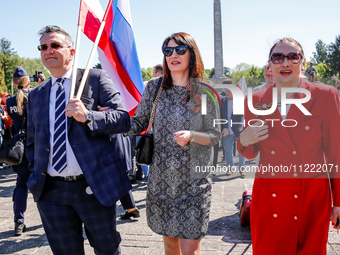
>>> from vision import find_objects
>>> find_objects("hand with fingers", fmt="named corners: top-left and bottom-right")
top-left (173, 130), bottom-right (191, 147)
top-left (65, 97), bottom-right (89, 123)
top-left (221, 128), bottom-right (229, 137)
top-left (240, 120), bottom-right (269, 147)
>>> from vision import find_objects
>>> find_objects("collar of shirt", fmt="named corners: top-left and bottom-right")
top-left (51, 68), bottom-right (72, 86)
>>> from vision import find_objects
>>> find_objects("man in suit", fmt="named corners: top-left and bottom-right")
top-left (26, 25), bottom-right (131, 254)
top-left (220, 85), bottom-right (246, 177)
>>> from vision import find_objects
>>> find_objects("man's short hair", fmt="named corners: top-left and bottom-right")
top-left (38, 25), bottom-right (73, 48)
top-left (153, 64), bottom-right (163, 75)
top-left (222, 78), bottom-right (233, 84)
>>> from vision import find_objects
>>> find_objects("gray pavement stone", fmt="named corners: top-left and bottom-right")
top-left (0, 153), bottom-right (339, 254)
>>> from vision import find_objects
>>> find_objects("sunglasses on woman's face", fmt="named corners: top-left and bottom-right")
top-left (270, 52), bottom-right (303, 64)
top-left (37, 42), bottom-right (67, 51)
top-left (163, 45), bottom-right (188, 57)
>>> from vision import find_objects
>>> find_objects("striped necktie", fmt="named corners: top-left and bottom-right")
top-left (52, 78), bottom-right (67, 173)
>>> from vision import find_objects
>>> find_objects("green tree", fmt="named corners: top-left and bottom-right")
top-left (204, 67), bottom-right (230, 78)
top-left (204, 68), bottom-right (213, 78)
top-left (230, 63), bottom-right (251, 78)
top-left (0, 56), bottom-right (7, 93)
top-left (0, 38), bottom-right (20, 90)
top-left (19, 57), bottom-right (50, 78)
top-left (315, 62), bottom-right (332, 79)
top-left (312, 40), bottom-right (328, 64)
top-left (327, 35), bottom-right (340, 76)
top-left (141, 67), bottom-right (153, 81)
top-left (93, 63), bottom-right (102, 69)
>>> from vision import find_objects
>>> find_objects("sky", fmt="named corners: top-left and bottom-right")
top-left (0, 0), bottom-right (339, 72)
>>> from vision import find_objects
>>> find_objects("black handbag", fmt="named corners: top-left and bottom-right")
top-left (0, 118), bottom-right (26, 165)
top-left (0, 138), bottom-right (24, 165)
top-left (135, 77), bottom-right (163, 165)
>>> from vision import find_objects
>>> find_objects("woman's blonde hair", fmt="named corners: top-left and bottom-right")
top-left (12, 76), bottom-right (29, 115)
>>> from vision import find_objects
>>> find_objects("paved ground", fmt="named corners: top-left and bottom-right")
top-left (0, 154), bottom-right (339, 254)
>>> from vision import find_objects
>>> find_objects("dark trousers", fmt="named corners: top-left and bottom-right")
top-left (129, 136), bottom-right (143, 179)
top-left (12, 155), bottom-right (31, 223)
top-left (37, 177), bottom-right (121, 255)
top-left (120, 190), bottom-right (135, 210)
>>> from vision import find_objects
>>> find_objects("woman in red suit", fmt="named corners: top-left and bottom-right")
top-left (237, 38), bottom-right (340, 254)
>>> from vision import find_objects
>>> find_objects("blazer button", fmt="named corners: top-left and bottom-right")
top-left (294, 194), bottom-right (298, 199)
top-left (46, 148), bottom-right (50, 152)
top-left (292, 151), bottom-right (297, 155)
top-left (85, 186), bottom-right (93, 195)
top-left (273, 213), bottom-right (278, 218)
top-left (305, 126), bottom-right (310, 130)
top-left (272, 193), bottom-right (277, 198)
top-left (271, 150), bottom-right (275, 155)
top-left (294, 216), bottom-right (298, 220)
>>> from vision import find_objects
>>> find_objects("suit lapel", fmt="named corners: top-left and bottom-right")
top-left (40, 79), bottom-right (52, 136)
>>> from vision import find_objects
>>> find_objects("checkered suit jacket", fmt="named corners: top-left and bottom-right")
top-left (26, 69), bottom-right (131, 207)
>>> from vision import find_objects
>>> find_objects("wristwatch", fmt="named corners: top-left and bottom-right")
top-left (84, 111), bottom-right (94, 125)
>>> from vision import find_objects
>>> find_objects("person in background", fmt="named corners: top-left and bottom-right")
top-left (331, 73), bottom-right (340, 89)
top-left (220, 81), bottom-right (245, 177)
top-left (153, 64), bottom-right (163, 78)
top-left (253, 65), bottom-right (274, 92)
top-left (238, 37), bottom-right (340, 255)
top-left (305, 62), bottom-right (317, 82)
top-left (0, 100), bottom-right (6, 145)
top-left (1, 92), bottom-right (13, 139)
top-left (127, 32), bottom-right (220, 255)
top-left (6, 66), bottom-right (32, 236)
top-left (119, 135), bottom-right (140, 220)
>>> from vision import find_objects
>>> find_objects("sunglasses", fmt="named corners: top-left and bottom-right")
top-left (270, 52), bottom-right (303, 64)
top-left (163, 45), bottom-right (188, 57)
top-left (37, 42), bottom-right (69, 51)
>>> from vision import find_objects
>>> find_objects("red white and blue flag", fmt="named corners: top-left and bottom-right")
top-left (78, 0), bottom-right (144, 115)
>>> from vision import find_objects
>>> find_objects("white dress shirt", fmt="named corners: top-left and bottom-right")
top-left (47, 69), bottom-right (83, 177)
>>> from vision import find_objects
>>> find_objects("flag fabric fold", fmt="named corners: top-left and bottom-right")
top-left (79, 0), bottom-right (144, 115)
top-left (236, 76), bottom-right (247, 97)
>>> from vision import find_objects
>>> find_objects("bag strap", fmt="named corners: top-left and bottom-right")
top-left (146, 77), bottom-right (163, 134)
top-left (153, 76), bottom-right (163, 102)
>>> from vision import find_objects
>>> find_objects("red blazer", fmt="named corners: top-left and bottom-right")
top-left (237, 80), bottom-right (340, 255)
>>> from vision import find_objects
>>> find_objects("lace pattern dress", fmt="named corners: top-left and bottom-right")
top-left (128, 77), bottom-right (220, 239)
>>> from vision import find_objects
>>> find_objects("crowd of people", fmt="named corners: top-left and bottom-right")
top-left (1, 24), bottom-right (340, 255)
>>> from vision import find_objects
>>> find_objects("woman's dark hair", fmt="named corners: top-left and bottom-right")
top-left (161, 32), bottom-right (204, 89)
top-left (268, 38), bottom-right (305, 59)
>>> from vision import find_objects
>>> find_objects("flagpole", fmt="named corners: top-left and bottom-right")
top-left (76, 0), bottom-right (114, 100)
top-left (70, 25), bottom-right (82, 99)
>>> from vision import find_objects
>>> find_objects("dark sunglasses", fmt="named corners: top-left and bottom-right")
top-left (163, 45), bottom-right (188, 57)
top-left (270, 52), bottom-right (303, 64)
top-left (37, 42), bottom-right (69, 51)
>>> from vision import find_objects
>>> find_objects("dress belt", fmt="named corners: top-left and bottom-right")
top-left (47, 174), bottom-right (85, 181)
